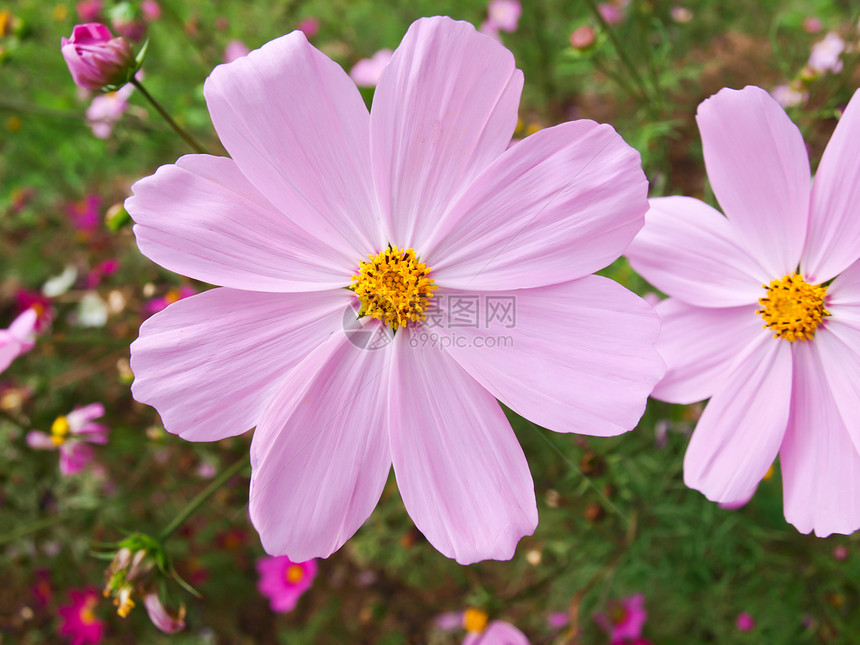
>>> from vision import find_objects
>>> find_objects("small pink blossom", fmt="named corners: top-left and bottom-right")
top-left (435, 611), bottom-right (464, 631)
top-left (223, 39), bottom-right (250, 63)
top-left (58, 588), bottom-right (105, 645)
top-left (86, 259), bottom-right (120, 289)
top-left (833, 545), bottom-right (849, 560)
top-left (736, 612), bottom-right (755, 632)
top-left (87, 82), bottom-right (135, 138)
top-left (598, 2), bottom-right (625, 25)
top-left (771, 84), bottom-right (808, 109)
top-left (670, 6), bottom-right (693, 23)
top-left (111, 3), bottom-right (147, 41)
top-left (144, 286), bottom-right (196, 315)
top-left (803, 17), bottom-right (822, 34)
top-left (255, 556), bottom-right (316, 613)
top-left (141, 1), bottom-right (161, 22)
top-left (594, 594), bottom-right (647, 642)
top-left (570, 25), bottom-right (596, 49)
top-left (15, 290), bottom-right (54, 331)
top-left (547, 611), bottom-right (569, 628)
top-left (487, 0), bottom-right (521, 33)
top-left (31, 569), bottom-right (54, 608)
top-left (68, 194), bottom-right (101, 231)
top-left (61, 23), bottom-right (136, 91)
top-left (297, 17), bottom-right (319, 38)
top-left (27, 403), bottom-right (109, 476)
top-left (808, 32), bottom-right (845, 74)
top-left (75, 0), bottom-right (103, 22)
top-left (349, 48), bottom-right (393, 87)
top-left (0, 308), bottom-right (37, 375)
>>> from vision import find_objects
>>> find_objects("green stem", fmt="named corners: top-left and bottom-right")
top-left (582, 0), bottom-right (652, 106)
top-left (158, 455), bottom-right (249, 541)
top-left (131, 78), bottom-right (207, 154)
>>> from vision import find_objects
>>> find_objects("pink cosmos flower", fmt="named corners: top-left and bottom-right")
top-left (570, 25), bottom-right (596, 50)
top-left (75, 0), bottom-right (103, 22)
top-left (808, 32), bottom-right (845, 74)
top-left (464, 620), bottom-right (530, 645)
top-left (487, 0), bottom-right (521, 33)
top-left (255, 556), bottom-right (316, 613)
top-left (68, 194), bottom-right (101, 231)
top-left (141, 0), bottom-right (161, 22)
top-left (143, 592), bottom-right (185, 633)
top-left (803, 17), bottom-right (822, 34)
top-left (15, 290), bottom-right (54, 331)
top-left (61, 23), bottom-right (135, 91)
top-left (297, 17), bottom-right (319, 38)
top-left (349, 48), bottom-right (393, 88)
top-left (598, 2), bottom-right (625, 25)
top-left (58, 588), bottom-right (105, 645)
top-left (223, 39), bottom-right (250, 63)
top-left (594, 593), bottom-right (647, 642)
top-left (28, 403), bottom-right (110, 476)
top-left (144, 285), bottom-right (196, 315)
top-left (127, 16), bottom-right (662, 564)
top-left (626, 86), bottom-right (860, 534)
top-left (735, 611), bottom-right (755, 632)
top-left (87, 82), bottom-right (135, 138)
top-left (771, 84), bottom-right (808, 109)
top-left (0, 308), bottom-right (37, 374)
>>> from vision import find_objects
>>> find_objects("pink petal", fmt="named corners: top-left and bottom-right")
top-left (9, 308), bottom-right (38, 341)
top-left (66, 402), bottom-right (104, 429)
top-left (650, 298), bottom-right (764, 404)
top-left (204, 31), bottom-right (382, 257)
top-left (428, 121), bottom-right (648, 290)
top-left (626, 196), bottom-right (768, 307)
top-left (443, 277), bottom-right (663, 437)
top-left (249, 329), bottom-right (392, 561)
top-left (811, 321), bottom-right (860, 455)
top-left (27, 431), bottom-right (57, 450)
top-left (781, 339), bottom-right (860, 536)
top-left (389, 332), bottom-right (537, 564)
top-left (131, 287), bottom-right (349, 441)
top-left (463, 621), bottom-right (530, 645)
top-left (370, 16), bottom-right (522, 249)
top-left (0, 332), bottom-right (22, 374)
top-left (349, 49), bottom-right (393, 87)
top-left (684, 335), bottom-right (792, 503)
top-left (696, 86), bottom-right (810, 277)
top-left (60, 442), bottom-right (95, 476)
top-left (128, 155), bottom-right (352, 292)
top-left (802, 89), bottom-right (860, 281)
top-left (75, 422), bottom-right (110, 444)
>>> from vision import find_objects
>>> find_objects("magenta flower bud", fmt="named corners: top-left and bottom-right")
top-left (61, 23), bottom-right (136, 91)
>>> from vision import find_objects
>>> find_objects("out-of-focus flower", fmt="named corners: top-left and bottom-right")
top-left (349, 48), bottom-right (393, 87)
top-left (10, 186), bottom-right (35, 213)
top-left (144, 286), bottom-right (196, 315)
top-left (626, 86), bottom-right (860, 536)
top-left (436, 610), bottom-right (464, 631)
top-left (570, 25), bottom-right (596, 49)
top-left (61, 23), bottom-right (136, 91)
top-left (803, 16), bottom-right (822, 34)
top-left (297, 17), bottom-right (319, 38)
top-left (256, 556), bottom-right (316, 613)
top-left (141, 1), bottom-right (161, 22)
top-left (479, 20), bottom-right (501, 40)
top-left (87, 83), bottom-right (135, 138)
top-left (31, 569), bottom-right (54, 608)
top-left (43, 266), bottom-right (79, 298)
top-left (547, 611), bottom-right (569, 628)
top-left (0, 308), bottom-right (37, 375)
top-left (15, 290), bottom-right (54, 331)
top-left (127, 16), bottom-right (661, 565)
top-left (27, 403), bottom-right (109, 476)
top-left (223, 39), bottom-right (250, 63)
top-left (771, 84), bottom-right (808, 109)
top-left (76, 292), bottom-right (109, 327)
top-left (462, 609), bottom-right (530, 644)
top-left (808, 32), bottom-right (845, 74)
top-left (68, 195), bottom-right (102, 231)
top-left (670, 6), bottom-right (693, 23)
top-left (833, 545), bottom-right (849, 560)
top-left (487, 0), bottom-right (521, 33)
top-left (598, 2), bottom-right (625, 25)
top-left (143, 593), bottom-right (185, 634)
top-left (736, 612), bottom-right (755, 632)
top-left (75, 0), bottom-right (103, 22)
top-left (86, 259), bottom-right (120, 289)
top-left (58, 588), bottom-right (105, 645)
top-left (594, 594), bottom-right (647, 642)
top-left (110, 2), bottom-right (147, 41)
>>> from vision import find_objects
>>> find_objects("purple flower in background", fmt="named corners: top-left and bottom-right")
top-left (58, 588), bottom-right (105, 645)
top-left (736, 612), bottom-right (755, 632)
top-left (808, 32), bottom-right (845, 74)
top-left (223, 39), bottom-right (250, 63)
top-left (297, 17), bottom-right (319, 38)
top-left (595, 594), bottom-right (647, 642)
top-left (0, 308), bottom-right (38, 375)
top-left (61, 23), bottom-right (136, 91)
top-left (256, 556), bottom-right (316, 613)
top-left (487, 0), bottom-right (521, 32)
top-left (86, 83), bottom-right (135, 138)
top-left (68, 194), bottom-right (101, 231)
top-left (28, 403), bottom-right (109, 476)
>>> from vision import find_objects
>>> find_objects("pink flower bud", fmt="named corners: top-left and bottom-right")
top-left (61, 23), bottom-right (135, 91)
top-left (570, 25), bottom-right (596, 50)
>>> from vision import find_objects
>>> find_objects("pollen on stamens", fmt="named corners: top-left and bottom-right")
top-left (51, 415), bottom-right (70, 446)
top-left (348, 246), bottom-right (437, 330)
top-left (757, 273), bottom-right (830, 342)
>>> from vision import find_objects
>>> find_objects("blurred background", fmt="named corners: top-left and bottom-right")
top-left (1, 0), bottom-right (859, 643)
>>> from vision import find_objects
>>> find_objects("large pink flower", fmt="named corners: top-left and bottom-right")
top-left (127, 16), bottom-right (663, 564)
top-left (626, 85), bottom-right (860, 536)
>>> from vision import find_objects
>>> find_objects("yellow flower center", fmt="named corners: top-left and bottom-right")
top-left (79, 596), bottom-right (99, 625)
top-left (285, 564), bottom-right (305, 584)
top-left (51, 415), bottom-right (70, 446)
top-left (463, 608), bottom-right (489, 633)
top-left (757, 273), bottom-right (829, 342)
top-left (114, 586), bottom-right (135, 618)
top-left (349, 246), bottom-right (437, 330)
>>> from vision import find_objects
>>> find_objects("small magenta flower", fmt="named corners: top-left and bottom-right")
top-left (68, 194), bottom-right (102, 231)
top-left (297, 17), bottom-right (319, 38)
top-left (141, 1), bottom-right (161, 22)
top-left (61, 23), bottom-right (137, 91)
top-left (223, 39), bottom-right (250, 64)
top-left (110, 2), bottom-right (147, 41)
top-left (27, 403), bottom-right (109, 476)
top-left (594, 594), bottom-right (647, 642)
top-left (735, 612), bottom-right (755, 632)
top-left (0, 308), bottom-right (37, 375)
top-left (256, 556), bottom-right (316, 613)
top-left (598, 2), bottom-right (625, 25)
top-left (487, 0), bottom-right (522, 33)
top-left (349, 49), bottom-right (393, 88)
top-left (75, 0), bottom-right (103, 22)
top-left (86, 83), bottom-right (135, 139)
top-left (58, 588), bottom-right (105, 645)
top-left (570, 25), bottom-right (596, 50)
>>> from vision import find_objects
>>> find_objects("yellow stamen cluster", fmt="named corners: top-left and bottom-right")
top-left (286, 564), bottom-right (305, 584)
top-left (79, 596), bottom-right (99, 626)
top-left (349, 246), bottom-right (437, 330)
top-left (51, 415), bottom-right (70, 446)
top-left (463, 608), bottom-right (489, 633)
top-left (114, 586), bottom-right (135, 618)
top-left (757, 273), bottom-right (829, 342)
